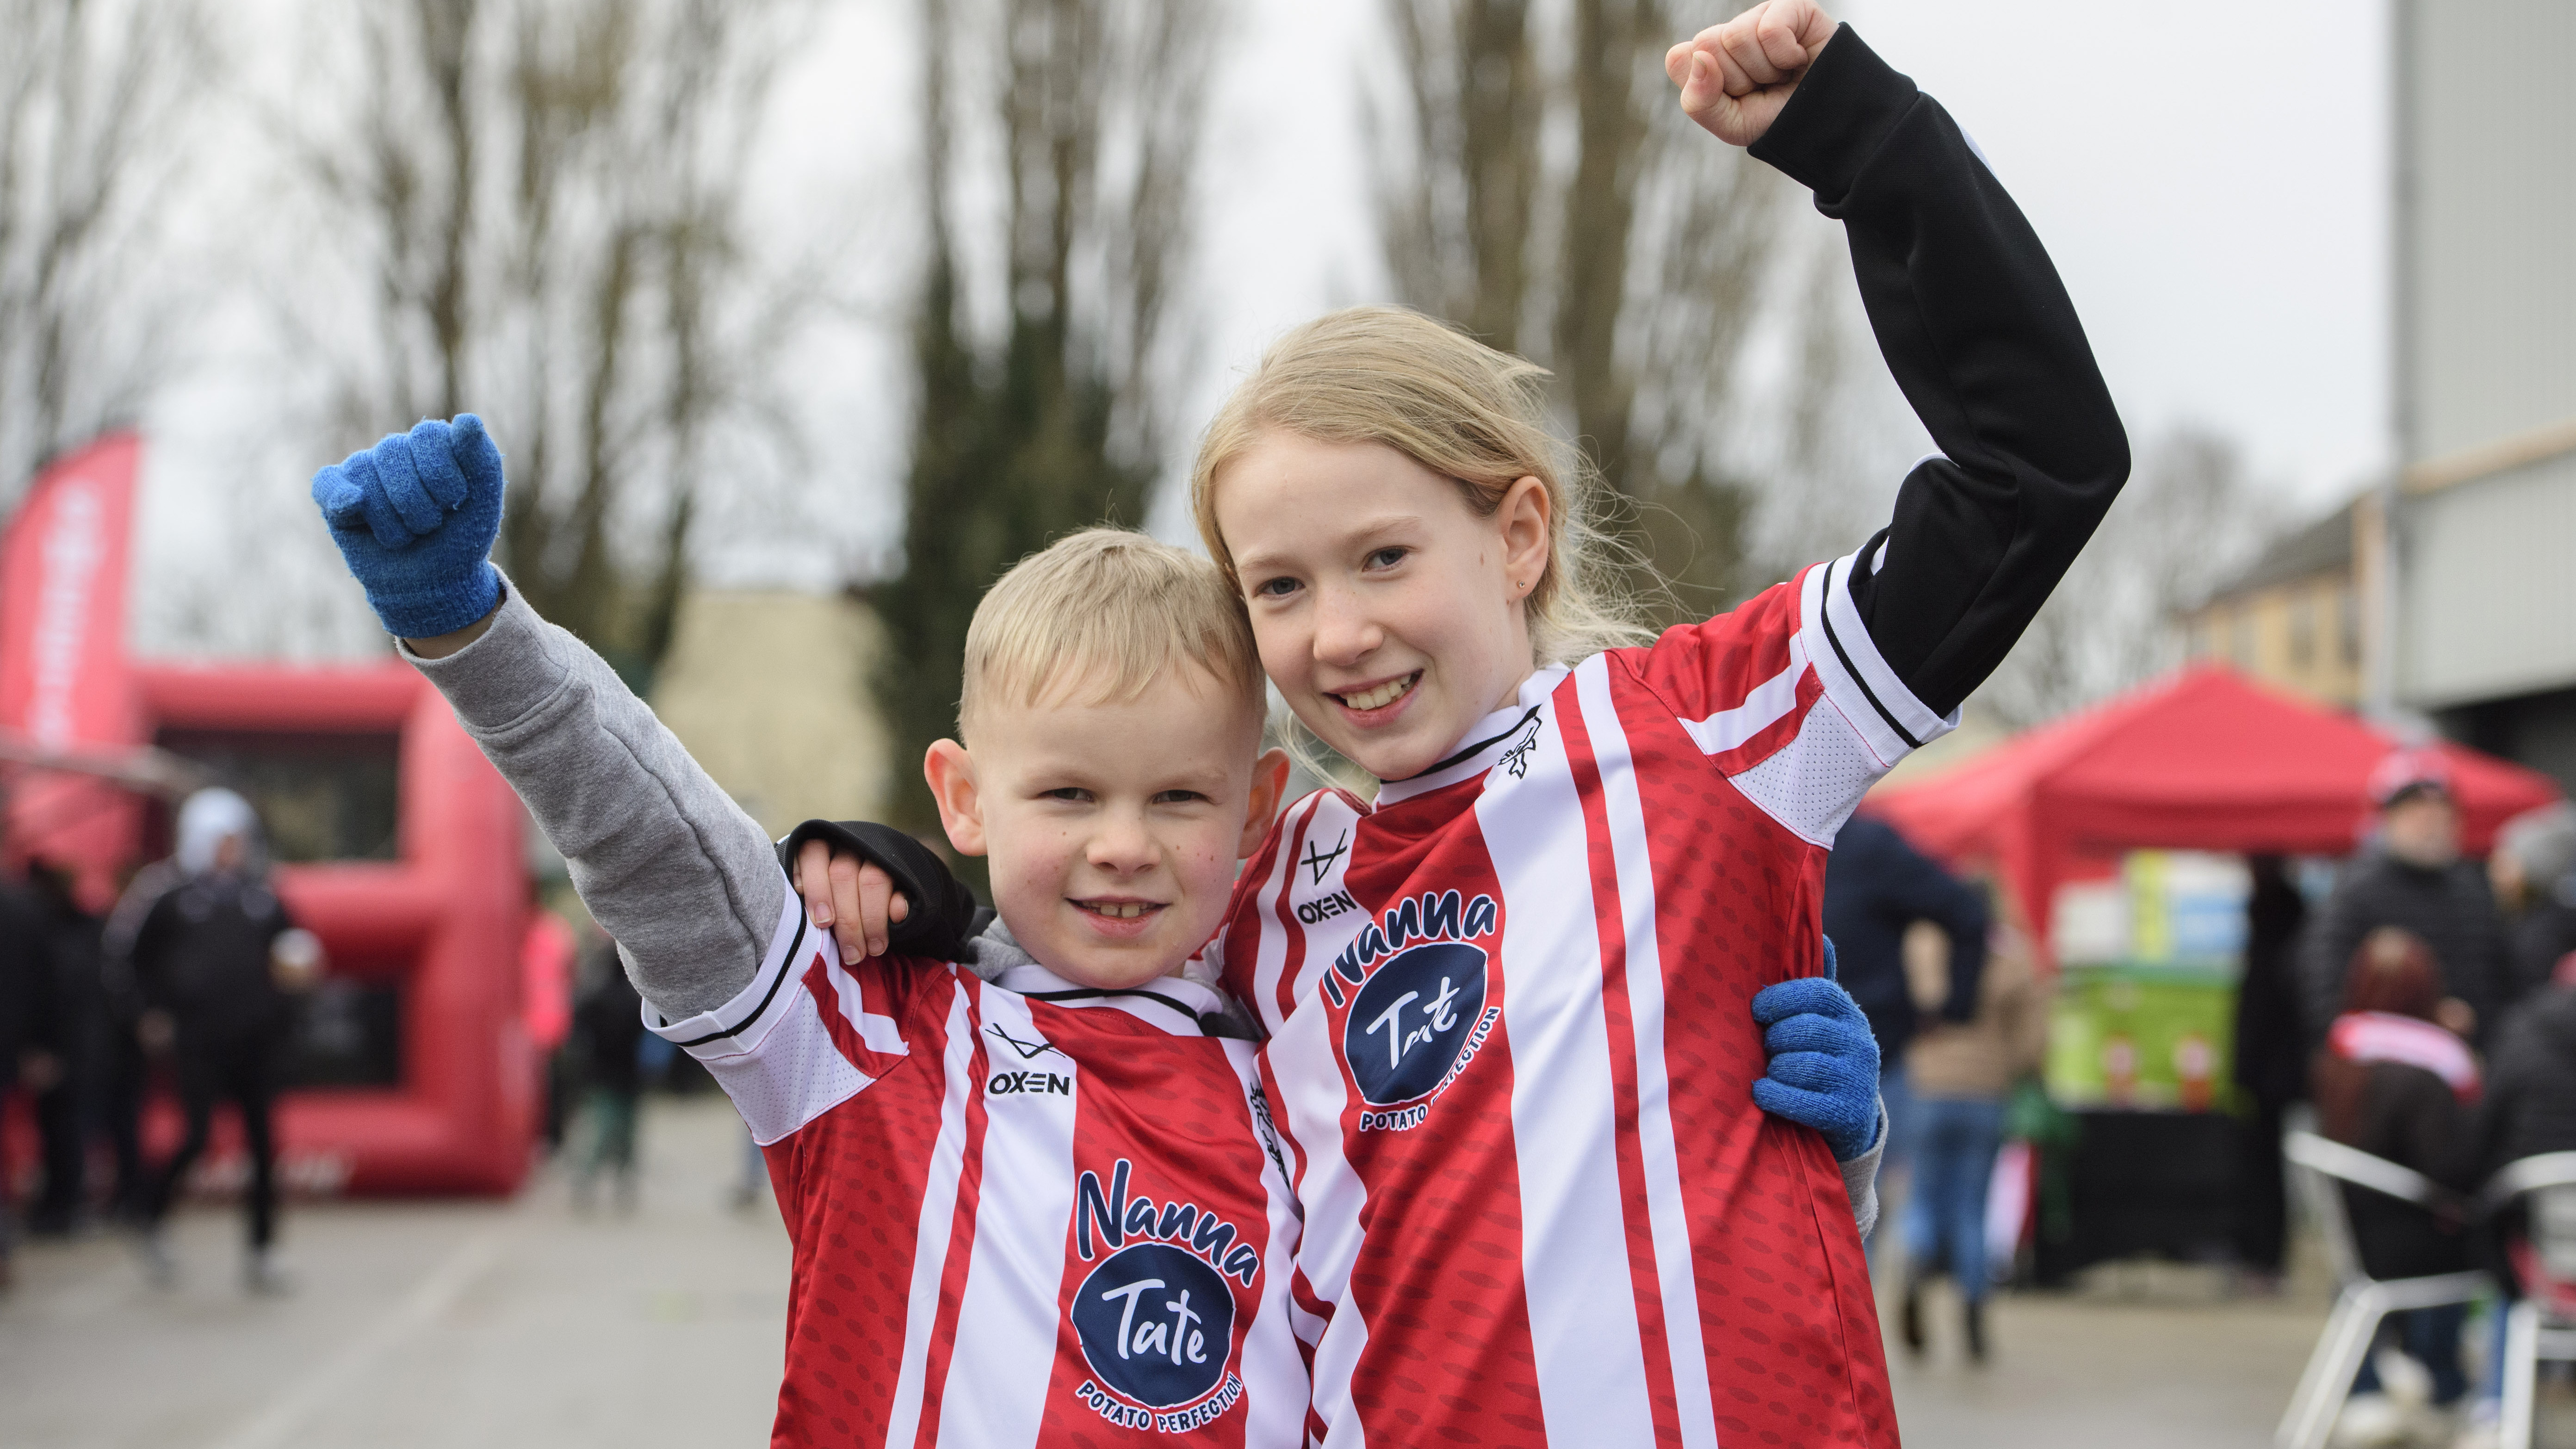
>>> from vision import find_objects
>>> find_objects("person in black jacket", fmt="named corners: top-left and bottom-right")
top-left (0, 874), bottom-right (50, 1288)
top-left (22, 862), bottom-right (115, 1234)
top-left (569, 937), bottom-right (647, 1214)
top-left (111, 788), bottom-right (312, 1293)
top-left (2300, 752), bottom-right (2506, 1049)
top-left (2313, 927), bottom-right (2484, 1411)
top-left (2232, 855), bottom-right (2309, 1280)
top-left (2491, 802), bottom-right (2576, 1011)
top-left (1822, 813), bottom-right (1989, 1251)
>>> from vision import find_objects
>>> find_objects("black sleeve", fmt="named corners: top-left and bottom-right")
top-left (776, 820), bottom-right (979, 963)
top-left (1750, 26), bottom-right (2130, 718)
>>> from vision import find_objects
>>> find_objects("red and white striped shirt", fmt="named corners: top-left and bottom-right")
top-left (1212, 554), bottom-right (1947, 1448)
top-left (653, 885), bottom-right (1310, 1447)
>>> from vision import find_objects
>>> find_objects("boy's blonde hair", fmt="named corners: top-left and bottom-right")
top-left (959, 527), bottom-right (1263, 737)
top-left (1188, 305), bottom-right (1652, 666)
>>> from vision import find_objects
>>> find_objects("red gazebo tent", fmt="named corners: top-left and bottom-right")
top-left (1869, 664), bottom-right (2563, 966)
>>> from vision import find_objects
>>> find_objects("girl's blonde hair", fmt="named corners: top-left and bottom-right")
top-left (1188, 306), bottom-right (1653, 668)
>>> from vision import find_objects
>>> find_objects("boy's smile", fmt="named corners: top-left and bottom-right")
top-left (927, 669), bottom-right (1287, 991)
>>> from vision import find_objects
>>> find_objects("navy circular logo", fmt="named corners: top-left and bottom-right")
top-left (1072, 1243), bottom-right (1236, 1409)
top-left (1341, 941), bottom-right (1488, 1106)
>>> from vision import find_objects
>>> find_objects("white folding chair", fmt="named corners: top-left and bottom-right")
top-left (2275, 1130), bottom-right (2491, 1449)
top-left (2480, 1152), bottom-right (2576, 1449)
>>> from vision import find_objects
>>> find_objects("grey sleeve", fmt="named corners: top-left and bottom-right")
top-left (1839, 1099), bottom-right (1888, 1241)
top-left (405, 575), bottom-right (785, 1018)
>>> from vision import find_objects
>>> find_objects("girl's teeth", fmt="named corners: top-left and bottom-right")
top-left (1343, 674), bottom-right (1417, 712)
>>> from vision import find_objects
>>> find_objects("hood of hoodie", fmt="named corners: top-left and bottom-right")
top-left (174, 787), bottom-right (266, 878)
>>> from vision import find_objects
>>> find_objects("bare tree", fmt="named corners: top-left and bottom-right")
top-left (0, 0), bottom-right (211, 504)
top-left (1974, 423), bottom-right (2286, 727)
top-left (284, 0), bottom-right (816, 681)
top-left (1372, 0), bottom-right (1812, 619)
top-left (871, 0), bottom-right (1222, 837)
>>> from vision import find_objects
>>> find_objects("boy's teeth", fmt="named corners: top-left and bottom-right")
top-left (1342, 674), bottom-right (1417, 712)
top-left (1090, 902), bottom-right (1148, 919)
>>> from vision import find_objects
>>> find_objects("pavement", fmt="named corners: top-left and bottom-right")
top-left (2, 1095), bottom-right (2568, 1448)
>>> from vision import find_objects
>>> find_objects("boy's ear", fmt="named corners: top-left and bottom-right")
top-left (1238, 747), bottom-right (1293, 859)
top-left (923, 740), bottom-right (987, 857)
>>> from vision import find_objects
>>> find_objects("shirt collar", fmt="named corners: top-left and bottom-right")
top-left (1372, 664), bottom-right (1568, 807)
top-left (975, 919), bottom-right (1229, 1038)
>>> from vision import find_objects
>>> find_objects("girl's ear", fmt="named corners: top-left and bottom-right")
top-left (1498, 475), bottom-right (1551, 599)
top-left (1239, 747), bottom-right (1294, 859)
top-left (923, 740), bottom-right (988, 857)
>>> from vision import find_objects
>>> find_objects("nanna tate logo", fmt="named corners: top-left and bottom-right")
top-left (1319, 890), bottom-right (1503, 1131)
top-left (1067, 1159), bottom-right (1256, 1433)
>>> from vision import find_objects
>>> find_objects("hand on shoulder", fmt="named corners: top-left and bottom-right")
top-left (1665, 0), bottom-right (1837, 148)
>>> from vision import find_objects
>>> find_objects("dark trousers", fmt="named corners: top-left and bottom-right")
top-left (146, 1039), bottom-right (280, 1249)
top-left (30, 1077), bottom-right (83, 1230)
top-left (2232, 1097), bottom-right (2290, 1273)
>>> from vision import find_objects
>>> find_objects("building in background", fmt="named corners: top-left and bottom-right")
top-left (2182, 499), bottom-right (2365, 707)
top-left (2384, 0), bottom-right (2576, 793)
top-left (650, 590), bottom-right (893, 838)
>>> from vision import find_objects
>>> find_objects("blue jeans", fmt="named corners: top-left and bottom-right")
top-left (1902, 1095), bottom-right (2007, 1301)
top-left (1866, 1063), bottom-right (1917, 1262)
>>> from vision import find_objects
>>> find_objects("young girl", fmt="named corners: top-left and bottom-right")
top-left (813, 3), bottom-right (2123, 1443)
top-left (1184, 6), bottom-right (2122, 1444)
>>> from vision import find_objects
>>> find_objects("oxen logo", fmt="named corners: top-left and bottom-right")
top-left (1318, 890), bottom-right (1503, 1131)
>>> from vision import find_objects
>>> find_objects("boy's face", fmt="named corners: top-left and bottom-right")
top-left (928, 667), bottom-right (1289, 991)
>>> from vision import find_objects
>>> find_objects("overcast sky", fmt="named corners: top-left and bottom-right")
top-left (133, 0), bottom-right (2394, 653)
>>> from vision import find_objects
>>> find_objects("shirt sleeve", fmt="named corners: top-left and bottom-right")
top-left (1747, 26), bottom-right (2130, 721)
top-left (404, 572), bottom-right (784, 1020)
top-left (1620, 561), bottom-right (1949, 846)
top-left (644, 872), bottom-right (954, 1146)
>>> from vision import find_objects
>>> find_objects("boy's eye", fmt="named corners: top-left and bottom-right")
top-left (1041, 787), bottom-right (1092, 803)
top-left (1152, 789), bottom-right (1208, 805)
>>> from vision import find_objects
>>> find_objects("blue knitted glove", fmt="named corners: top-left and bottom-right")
top-left (1750, 937), bottom-right (1882, 1162)
top-left (310, 415), bottom-right (506, 639)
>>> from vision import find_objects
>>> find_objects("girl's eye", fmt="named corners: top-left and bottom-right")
top-left (1251, 576), bottom-right (1300, 599)
top-left (1364, 546), bottom-right (1408, 570)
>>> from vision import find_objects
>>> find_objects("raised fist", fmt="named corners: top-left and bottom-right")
top-left (1666, 0), bottom-right (1837, 148)
top-left (311, 415), bottom-right (507, 640)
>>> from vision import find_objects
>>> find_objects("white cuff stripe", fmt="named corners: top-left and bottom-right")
top-left (649, 881), bottom-right (811, 1057)
top-left (1802, 555), bottom-right (1954, 764)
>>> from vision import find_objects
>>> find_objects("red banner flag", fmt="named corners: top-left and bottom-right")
top-left (0, 433), bottom-right (145, 904)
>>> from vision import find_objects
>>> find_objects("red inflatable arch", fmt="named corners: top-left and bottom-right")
top-left (0, 436), bottom-right (535, 1196)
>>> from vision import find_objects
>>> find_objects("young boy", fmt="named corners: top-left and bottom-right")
top-left (312, 428), bottom-right (1311, 1446)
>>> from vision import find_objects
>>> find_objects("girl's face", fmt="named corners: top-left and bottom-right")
top-left (1216, 432), bottom-right (1551, 782)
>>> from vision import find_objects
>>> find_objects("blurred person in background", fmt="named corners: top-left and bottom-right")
top-left (2452, 949), bottom-right (2576, 1448)
top-left (568, 936), bottom-right (645, 1214)
top-left (2314, 927), bottom-right (2485, 1441)
top-left (23, 861), bottom-right (117, 1234)
top-left (2488, 802), bottom-right (2575, 1009)
top-left (2233, 855), bottom-right (2312, 1287)
top-left (110, 788), bottom-right (320, 1294)
top-left (2302, 752), bottom-right (2506, 1050)
top-left (1896, 893), bottom-right (2044, 1364)
top-left (1823, 813), bottom-right (1990, 1253)
top-left (0, 871), bottom-right (50, 1289)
